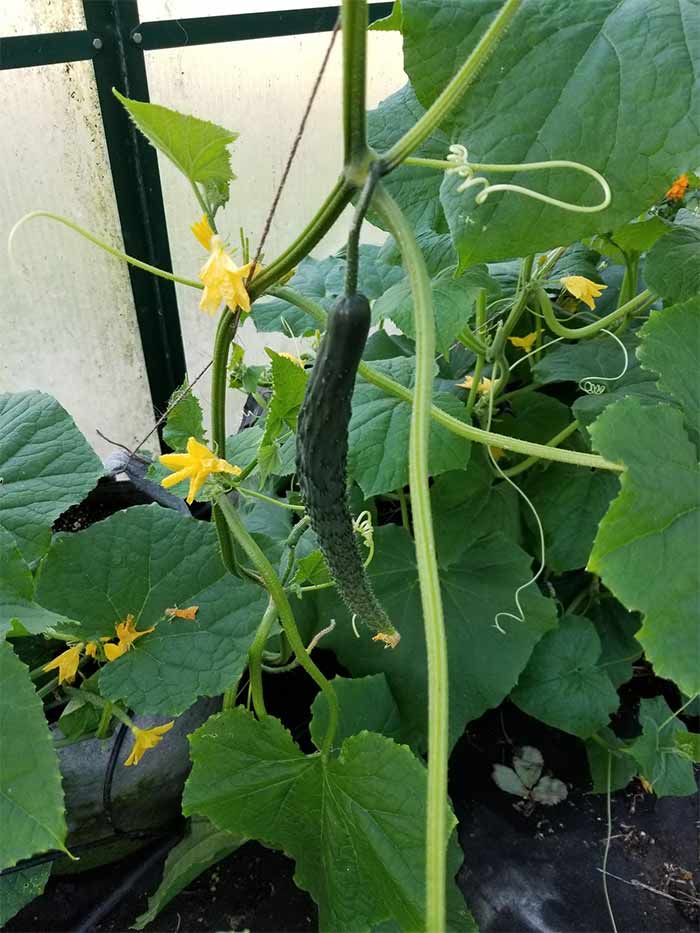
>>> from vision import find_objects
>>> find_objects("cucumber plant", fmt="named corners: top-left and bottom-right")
top-left (2, 1), bottom-right (699, 930)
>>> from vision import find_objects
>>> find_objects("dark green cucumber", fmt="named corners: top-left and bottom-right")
top-left (296, 293), bottom-right (400, 647)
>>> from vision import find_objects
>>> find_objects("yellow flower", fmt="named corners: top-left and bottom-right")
top-left (42, 643), bottom-right (83, 685)
top-left (103, 614), bottom-right (154, 661)
top-left (198, 235), bottom-right (258, 316)
top-left (84, 642), bottom-right (99, 658)
top-left (191, 215), bottom-right (214, 251)
top-left (165, 606), bottom-right (199, 621)
top-left (160, 436), bottom-right (241, 504)
top-left (456, 375), bottom-right (493, 394)
top-left (123, 721), bottom-right (175, 767)
top-left (560, 275), bottom-right (608, 310)
top-left (490, 446), bottom-right (505, 461)
top-left (508, 332), bottom-right (538, 353)
top-left (372, 630), bottom-right (401, 649)
top-left (665, 173), bottom-right (689, 201)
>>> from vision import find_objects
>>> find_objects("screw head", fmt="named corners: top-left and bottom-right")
top-left (132, 31), bottom-right (143, 44)
top-left (92, 37), bottom-right (103, 50)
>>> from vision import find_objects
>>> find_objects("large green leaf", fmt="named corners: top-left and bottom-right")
top-left (133, 816), bottom-right (244, 931)
top-left (321, 524), bottom-right (556, 750)
top-left (587, 597), bottom-right (641, 690)
top-left (523, 464), bottom-right (619, 572)
top-left (638, 299), bottom-right (700, 441)
top-left (183, 708), bottom-right (472, 932)
top-left (589, 400), bottom-right (700, 697)
top-left (585, 727), bottom-right (638, 794)
top-left (348, 357), bottom-right (470, 497)
top-left (114, 90), bottom-right (237, 197)
top-left (34, 505), bottom-right (267, 715)
top-left (258, 349), bottom-right (309, 482)
top-left (0, 862), bottom-right (51, 926)
top-left (0, 641), bottom-right (67, 869)
top-left (0, 527), bottom-right (66, 637)
top-left (510, 615), bottom-right (620, 737)
top-left (367, 83), bottom-right (450, 235)
top-left (401, 0), bottom-right (700, 266)
top-left (373, 265), bottom-right (500, 354)
top-left (628, 696), bottom-right (697, 798)
top-left (644, 224), bottom-right (700, 303)
top-left (0, 392), bottom-right (103, 562)
top-left (253, 247), bottom-right (404, 335)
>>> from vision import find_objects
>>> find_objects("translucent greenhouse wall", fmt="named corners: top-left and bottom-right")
top-left (0, 0), bottom-right (404, 458)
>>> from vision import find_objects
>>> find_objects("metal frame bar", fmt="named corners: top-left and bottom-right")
top-left (0, 2), bottom-right (392, 446)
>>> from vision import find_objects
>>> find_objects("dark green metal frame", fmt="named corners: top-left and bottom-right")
top-left (0, 2), bottom-right (392, 445)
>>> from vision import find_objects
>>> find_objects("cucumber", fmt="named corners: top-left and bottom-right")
top-left (296, 293), bottom-right (400, 647)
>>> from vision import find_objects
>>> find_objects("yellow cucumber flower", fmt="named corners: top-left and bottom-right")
top-left (560, 275), bottom-right (608, 310)
top-left (456, 375), bottom-right (493, 394)
top-left (193, 217), bottom-right (259, 316)
top-left (160, 436), bottom-right (241, 504)
top-left (165, 606), bottom-right (199, 621)
top-left (665, 173), bottom-right (689, 201)
top-left (508, 332), bottom-right (538, 353)
top-left (84, 642), bottom-right (99, 658)
top-left (103, 614), bottom-right (154, 661)
top-left (42, 643), bottom-right (84, 685)
top-left (191, 215), bottom-right (214, 250)
top-left (123, 721), bottom-right (175, 767)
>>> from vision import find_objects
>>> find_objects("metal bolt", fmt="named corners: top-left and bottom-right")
top-left (92, 37), bottom-right (103, 50)
top-left (132, 31), bottom-right (143, 44)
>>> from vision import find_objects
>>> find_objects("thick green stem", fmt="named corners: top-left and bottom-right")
top-left (247, 599), bottom-right (278, 719)
top-left (211, 310), bottom-right (240, 575)
top-left (538, 285), bottom-right (654, 340)
top-left (382, 0), bottom-right (521, 170)
top-left (501, 420), bottom-right (581, 478)
top-left (269, 285), bottom-right (623, 473)
top-left (215, 494), bottom-right (338, 756)
top-left (342, 0), bottom-right (369, 170)
top-left (465, 353), bottom-right (486, 418)
top-left (374, 186), bottom-right (448, 933)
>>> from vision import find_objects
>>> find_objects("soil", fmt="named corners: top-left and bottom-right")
top-left (8, 482), bottom-right (698, 933)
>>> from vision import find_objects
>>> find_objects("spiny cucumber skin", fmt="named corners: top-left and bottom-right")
top-left (296, 294), bottom-right (399, 644)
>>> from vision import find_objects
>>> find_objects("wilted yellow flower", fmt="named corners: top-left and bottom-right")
top-left (508, 332), bottom-right (538, 353)
top-left (456, 374), bottom-right (493, 394)
top-left (191, 215), bottom-right (214, 251)
top-left (198, 235), bottom-right (258, 316)
top-left (165, 606), bottom-right (199, 621)
top-left (123, 721), bottom-right (175, 767)
top-left (160, 436), bottom-right (241, 504)
top-left (665, 174), bottom-right (689, 201)
top-left (560, 275), bottom-right (608, 310)
top-left (42, 643), bottom-right (83, 685)
top-left (372, 630), bottom-right (401, 649)
top-left (103, 614), bottom-right (154, 661)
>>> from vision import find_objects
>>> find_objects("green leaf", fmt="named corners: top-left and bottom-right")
top-left (0, 641), bottom-right (67, 868)
top-left (293, 549), bottom-right (330, 587)
top-left (258, 350), bottom-right (308, 484)
top-left (401, 0), bottom-right (700, 266)
top-left (605, 216), bottom-right (670, 256)
top-left (57, 677), bottom-right (103, 741)
top-left (511, 615), bottom-right (620, 738)
top-left (587, 597), bottom-right (641, 689)
top-left (589, 399), bottom-right (700, 697)
top-left (523, 464), bottom-right (619, 572)
top-left (0, 862), bottom-right (51, 926)
top-left (0, 392), bottom-right (103, 562)
top-left (367, 83), bottom-right (450, 236)
top-left (0, 527), bottom-right (67, 637)
top-left (348, 357), bottom-right (470, 498)
top-left (321, 524), bottom-right (556, 750)
top-left (133, 816), bottom-right (244, 931)
top-left (183, 708), bottom-right (473, 932)
top-left (533, 329), bottom-right (642, 387)
top-left (34, 505), bottom-right (267, 715)
top-left (253, 247), bottom-right (403, 335)
top-left (379, 229), bottom-right (456, 279)
top-left (370, 0), bottom-right (402, 31)
top-left (644, 224), bottom-right (700, 303)
top-left (496, 393), bottom-right (571, 448)
top-left (310, 674), bottom-right (402, 749)
top-left (585, 727), bottom-right (638, 794)
top-left (113, 90), bottom-right (237, 197)
top-left (628, 696), bottom-right (697, 797)
top-left (674, 730), bottom-right (700, 763)
top-left (374, 265), bottom-right (500, 354)
top-left (162, 382), bottom-right (207, 452)
top-left (638, 299), bottom-right (700, 442)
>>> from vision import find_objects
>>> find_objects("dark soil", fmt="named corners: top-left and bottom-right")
top-left (8, 482), bottom-right (697, 933)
